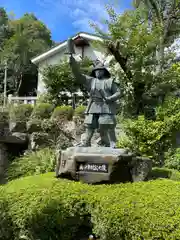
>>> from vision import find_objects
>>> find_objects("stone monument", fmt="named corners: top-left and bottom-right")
top-left (56, 38), bottom-right (152, 184)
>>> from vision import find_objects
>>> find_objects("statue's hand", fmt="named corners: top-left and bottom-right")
top-left (105, 97), bottom-right (113, 103)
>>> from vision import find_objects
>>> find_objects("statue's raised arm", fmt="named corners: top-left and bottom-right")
top-left (68, 38), bottom-right (92, 90)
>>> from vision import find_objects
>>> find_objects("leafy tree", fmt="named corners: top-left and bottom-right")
top-left (0, 13), bottom-right (53, 96)
top-left (42, 57), bottom-right (94, 105)
top-left (0, 8), bottom-right (14, 95)
top-left (133, 0), bottom-right (180, 71)
top-left (0, 7), bottom-right (12, 50)
top-left (92, 5), bottom-right (180, 116)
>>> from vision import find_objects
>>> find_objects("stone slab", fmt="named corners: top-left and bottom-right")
top-left (56, 147), bottom-right (152, 184)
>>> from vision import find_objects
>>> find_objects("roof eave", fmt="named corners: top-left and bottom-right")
top-left (31, 32), bottom-right (103, 65)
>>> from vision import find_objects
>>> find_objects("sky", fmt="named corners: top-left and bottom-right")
top-left (0, 0), bottom-right (133, 42)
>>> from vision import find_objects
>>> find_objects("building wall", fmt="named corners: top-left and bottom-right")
top-left (37, 43), bottom-right (108, 94)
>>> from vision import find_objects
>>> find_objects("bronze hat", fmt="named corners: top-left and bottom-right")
top-left (90, 60), bottom-right (111, 78)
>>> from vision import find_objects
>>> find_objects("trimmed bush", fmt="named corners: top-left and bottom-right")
top-left (52, 105), bottom-right (74, 121)
top-left (2, 174), bottom-right (180, 239)
top-left (7, 148), bottom-right (56, 181)
top-left (31, 103), bottom-right (54, 119)
top-left (148, 167), bottom-right (180, 181)
top-left (9, 104), bottom-right (33, 122)
top-left (74, 105), bottom-right (86, 118)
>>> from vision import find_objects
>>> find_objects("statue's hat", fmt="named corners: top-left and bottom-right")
top-left (90, 60), bottom-right (111, 78)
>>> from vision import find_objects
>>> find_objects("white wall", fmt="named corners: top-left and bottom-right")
top-left (37, 42), bottom-right (109, 94)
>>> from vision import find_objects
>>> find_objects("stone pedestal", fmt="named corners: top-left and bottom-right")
top-left (56, 147), bottom-right (152, 184)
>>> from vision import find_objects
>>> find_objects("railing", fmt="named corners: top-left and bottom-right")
top-left (8, 95), bottom-right (37, 106)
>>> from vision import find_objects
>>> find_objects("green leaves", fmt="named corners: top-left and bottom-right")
top-left (0, 12), bottom-right (52, 95)
top-left (92, 2), bottom-right (180, 116)
top-left (2, 172), bottom-right (180, 239)
top-left (42, 57), bottom-right (93, 105)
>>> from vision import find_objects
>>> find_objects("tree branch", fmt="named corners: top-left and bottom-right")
top-left (107, 40), bottom-right (133, 80)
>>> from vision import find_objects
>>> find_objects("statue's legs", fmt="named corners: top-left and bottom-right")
top-left (98, 114), bottom-right (117, 148)
top-left (81, 127), bottom-right (95, 146)
top-left (79, 114), bottom-right (98, 147)
top-left (99, 125), bottom-right (110, 147)
top-left (107, 126), bottom-right (117, 148)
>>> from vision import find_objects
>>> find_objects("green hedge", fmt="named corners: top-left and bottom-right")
top-left (74, 105), bottom-right (86, 118)
top-left (1, 173), bottom-right (180, 239)
top-left (31, 103), bottom-right (54, 119)
top-left (9, 104), bottom-right (33, 122)
top-left (52, 105), bottom-right (74, 121)
top-left (149, 167), bottom-right (180, 181)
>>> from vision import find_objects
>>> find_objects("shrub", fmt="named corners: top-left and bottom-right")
top-left (2, 173), bottom-right (180, 239)
top-left (26, 118), bottom-right (42, 133)
top-left (41, 119), bottom-right (74, 149)
top-left (156, 96), bottom-right (180, 121)
top-left (148, 167), bottom-right (180, 181)
top-left (164, 148), bottom-right (180, 171)
top-left (30, 132), bottom-right (52, 150)
top-left (52, 105), bottom-right (74, 121)
top-left (117, 116), bottom-right (167, 163)
top-left (74, 105), bottom-right (86, 118)
top-left (0, 110), bottom-right (9, 126)
top-left (31, 103), bottom-right (54, 119)
top-left (117, 114), bottom-right (180, 166)
top-left (9, 104), bottom-right (33, 122)
top-left (36, 93), bottom-right (53, 104)
top-left (7, 148), bottom-right (56, 181)
top-left (1, 173), bottom-right (91, 240)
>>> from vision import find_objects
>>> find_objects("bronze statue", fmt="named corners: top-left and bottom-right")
top-left (68, 38), bottom-right (121, 148)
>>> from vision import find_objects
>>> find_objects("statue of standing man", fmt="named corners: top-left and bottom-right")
top-left (68, 38), bottom-right (121, 148)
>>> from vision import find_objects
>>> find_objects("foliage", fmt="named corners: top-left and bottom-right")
top-left (36, 92), bottom-right (52, 104)
top-left (31, 103), bottom-right (54, 119)
top-left (42, 57), bottom-right (93, 105)
top-left (164, 148), bottom-right (180, 171)
top-left (93, 5), bottom-right (180, 116)
top-left (7, 148), bottom-right (55, 181)
top-left (2, 173), bottom-right (180, 239)
top-left (117, 110), bottom-right (180, 165)
top-left (0, 109), bottom-right (9, 125)
top-left (74, 105), bottom-right (86, 118)
top-left (52, 105), bottom-right (74, 121)
top-left (117, 116), bottom-right (166, 162)
top-left (41, 118), bottom-right (74, 149)
top-left (26, 118), bottom-right (42, 133)
top-left (133, 0), bottom-right (180, 49)
top-left (9, 103), bottom-right (33, 122)
top-left (0, 12), bottom-right (52, 95)
top-left (149, 167), bottom-right (180, 181)
top-left (156, 96), bottom-right (180, 121)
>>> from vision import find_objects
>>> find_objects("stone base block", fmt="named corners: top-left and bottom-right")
top-left (56, 147), bottom-right (152, 184)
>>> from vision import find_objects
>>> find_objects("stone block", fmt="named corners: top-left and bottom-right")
top-left (9, 121), bottom-right (27, 133)
top-left (29, 132), bottom-right (50, 150)
top-left (56, 147), bottom-right (152, 184)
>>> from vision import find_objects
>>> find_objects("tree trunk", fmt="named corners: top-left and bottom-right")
top-left (156, 34), bottom-right (165, 73)
top-left (16, 73), bottom-right (23, 95)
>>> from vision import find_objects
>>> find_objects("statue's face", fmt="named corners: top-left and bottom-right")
top-left (94, 69), bottom-right (106, 79)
